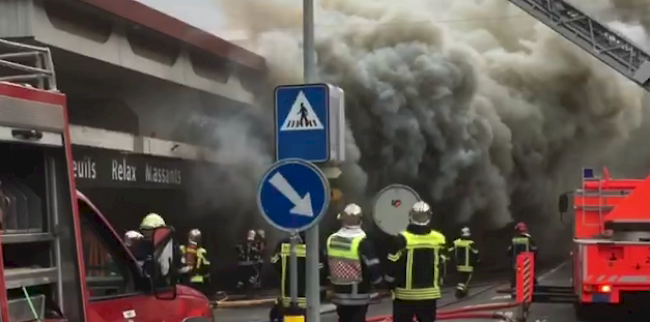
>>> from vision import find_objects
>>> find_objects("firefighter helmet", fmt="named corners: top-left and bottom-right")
top-left (257, 229), bottom-right (266, 239)
top-left (515, 222), bottom-right (528, 233)
top-left (461, 227), bottom-right (470, 237)
top-left (188, 229), bottom-right (201, 245)
top-left (409, 201), bottom-right (431, 226)
top-left (338, 203), bottom-right (362, 227)
top-left (140, 213), bottom-right (165, 229)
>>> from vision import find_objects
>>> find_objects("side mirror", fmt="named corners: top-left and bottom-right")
top-left (149, 226), bottom-right (177, 300)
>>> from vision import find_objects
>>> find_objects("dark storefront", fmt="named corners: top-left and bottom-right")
top-left (71, 146), bottom-right (264, 292)
top-left (71, 146), bottom-right (188, 234)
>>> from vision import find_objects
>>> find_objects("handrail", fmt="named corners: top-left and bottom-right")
top-left (0, 38), bottom-right (57, 91)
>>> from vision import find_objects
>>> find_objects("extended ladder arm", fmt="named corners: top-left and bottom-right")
top-left (506, 0), bottom-right (650, 93)
top-left (0, 38), bottom-right (57, 90)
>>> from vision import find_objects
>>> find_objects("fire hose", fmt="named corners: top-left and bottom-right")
top-left (365, 301), bottom-right (522, 322)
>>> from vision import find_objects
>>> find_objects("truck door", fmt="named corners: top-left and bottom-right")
top-left (78, 198), bottom-right (182, 322)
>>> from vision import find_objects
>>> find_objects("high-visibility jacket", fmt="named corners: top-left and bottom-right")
top-left (180, 245), bottom-right (210, 283)
top-left (270, 238), bottom-right (328, 308)
top-left (507, 233), bottom-right (537, 259)
top-left (447, 237), bottom-right (479, 272)
top-left (326, 228), bottom-right (382, 306)
top-left (385, 225), bottom-right (446, 301)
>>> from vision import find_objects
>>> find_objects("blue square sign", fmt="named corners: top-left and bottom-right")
top-left (275, 84), bottom-right (330, 163)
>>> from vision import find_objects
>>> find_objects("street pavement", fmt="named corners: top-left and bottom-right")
top-left (214, 262), bottom-right (577, 322)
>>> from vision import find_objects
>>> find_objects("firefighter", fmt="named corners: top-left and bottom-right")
top-left (268, 232), bottom-right (328, 322)
top-left (448, 227), bottom-right (480, 299)
top-left (254, 229), bottom-right (267, 288)
top-left (135, 213), bottom-right (167, 264)
top-left (385, 201), bottom-right (446, 322)
top-left (179, 229), bottom-right (211, 295)
top-left (326, 203), bottom-right (382, 322)
top-left (235, 229), bottom-right (259, 293)
top-left (508, 222), bottom-right (538, 289)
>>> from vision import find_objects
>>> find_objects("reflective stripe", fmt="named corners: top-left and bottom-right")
top-left (365, 258), bottom-right (380, 266)
top-left (393, 231), bottom-right (444, 300)
top-left (238, 261), bottom-right (254, 265)
top-left (452, 238), bottom-right (474, 272)
top-left (280, 243), bottom-right (306, 300)
top-left (384, 275), bottom-right (395, 282)
top-left (331, 292), bottom-right (371, 305)
top-left (281, 297), bottom-right (307, 308)
top-left (191, 275), bottom-right (204, 283)
top-left (393, 287), bottom-right (441, 300)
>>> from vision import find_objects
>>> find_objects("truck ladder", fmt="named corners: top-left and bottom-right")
top-left (0, 38), bottom-right (57, 90)
top-left (504, 0), bottom-right (650, 93)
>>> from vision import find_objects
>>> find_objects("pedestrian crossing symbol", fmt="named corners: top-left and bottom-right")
top-left (280, 91), bottom-right (324, 131)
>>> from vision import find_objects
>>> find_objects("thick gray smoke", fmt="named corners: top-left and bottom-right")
top-left (184, 0), bottom-right (650, 263)
top-left (217, 0), bottom-right (644, 223)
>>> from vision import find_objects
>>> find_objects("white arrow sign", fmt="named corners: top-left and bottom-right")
top-left (269, 172), bottom-right (314, 217)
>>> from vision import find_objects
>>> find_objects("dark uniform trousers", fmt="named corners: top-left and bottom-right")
top-left (393, 299), bottom-right (437, 322)
top-left (336, 305), bottom-right (368, 322)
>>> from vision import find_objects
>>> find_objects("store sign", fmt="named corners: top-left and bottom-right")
top-left (72, 146), bottom-right (186, 189)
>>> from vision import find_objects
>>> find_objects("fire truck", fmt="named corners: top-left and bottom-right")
top-left (0, 38), bottom-right (213, 320)
top-left (496, 0), bottom-right (650, 318)
top-left (554, 168), bottom-right (650, 319)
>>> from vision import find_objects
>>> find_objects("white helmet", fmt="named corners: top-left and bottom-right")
top-left (461, 227), bottom-right (470, 237)
top-left (140, 213), bottom-right (165, 229)
top-left (409, 201), bottom-right (431, 226)
top-left (247, 229), bottom-right (256, 241)
top-left (338, 203), bottom-right (362, 227)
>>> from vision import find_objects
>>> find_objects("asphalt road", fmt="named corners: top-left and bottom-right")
top-left (214, 262), bottom-right (576, 322)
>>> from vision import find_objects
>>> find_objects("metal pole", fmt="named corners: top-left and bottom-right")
top-left (303, 1), bottom-right (320, 321)
top-left (289, 233), bottom-right (299, 307)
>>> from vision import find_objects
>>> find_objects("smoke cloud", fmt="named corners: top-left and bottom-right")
top-left (186, 0), bottom-right (650, 263)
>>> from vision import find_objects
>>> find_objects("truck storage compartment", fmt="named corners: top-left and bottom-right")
top-left (0, 142), bottom-right (47, 233)
top-left (584, 243), bottom-right (650, 284)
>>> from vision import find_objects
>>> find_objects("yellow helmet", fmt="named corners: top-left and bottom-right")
top-left (140, 213), bottom-right (166, 229)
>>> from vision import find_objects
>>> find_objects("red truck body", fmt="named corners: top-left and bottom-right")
top-left (566, 168), bottom-right (650, 309)
top-left (0, 74), bottom-right (212, 320)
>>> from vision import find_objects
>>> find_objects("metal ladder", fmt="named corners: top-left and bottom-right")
top-left (0, 37), bottom-right (57, 90)
top-left (505, 0), bottom-right (650, 93)
top-left (0, 37), bottom-right (61, 321)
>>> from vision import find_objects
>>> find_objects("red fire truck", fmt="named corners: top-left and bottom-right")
top-left (556, 167), bottom-right (650, 319)
top-left (0, 39), bottom-right (213, 321)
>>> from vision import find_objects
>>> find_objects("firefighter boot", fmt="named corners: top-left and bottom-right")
top-left (455, 283), bottom-right (468, 299)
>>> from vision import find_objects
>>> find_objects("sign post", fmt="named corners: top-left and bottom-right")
top-left (257, 159), bottom-right (330, 318)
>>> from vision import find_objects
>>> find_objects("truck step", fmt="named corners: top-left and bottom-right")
top-left (534, 286), bottom-right (574, 294)
top-left (5, 267), bottom-right (57, 289)
top-left (533, 292), bottom-right (578, 303)
top-left (1, 233), bottom-right (54, 244)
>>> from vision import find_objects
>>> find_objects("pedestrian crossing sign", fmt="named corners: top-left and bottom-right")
top-left (280, 91), bottom-right (324, 131)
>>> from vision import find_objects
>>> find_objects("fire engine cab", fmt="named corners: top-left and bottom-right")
top-left (0, 38), bottom-right (213, 321)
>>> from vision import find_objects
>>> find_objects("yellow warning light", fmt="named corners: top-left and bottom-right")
top-left (331, 189), bottom-right (342, 201)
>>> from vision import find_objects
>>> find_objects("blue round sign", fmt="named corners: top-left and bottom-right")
top-left (257, 158), bottom-right (330, 232)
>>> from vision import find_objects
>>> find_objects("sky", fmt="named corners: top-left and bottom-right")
top-left (136, 0), bottom-right (227, 35)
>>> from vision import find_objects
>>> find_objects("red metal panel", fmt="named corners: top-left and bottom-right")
top-left (516, 252), bottom-right (535, 304)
